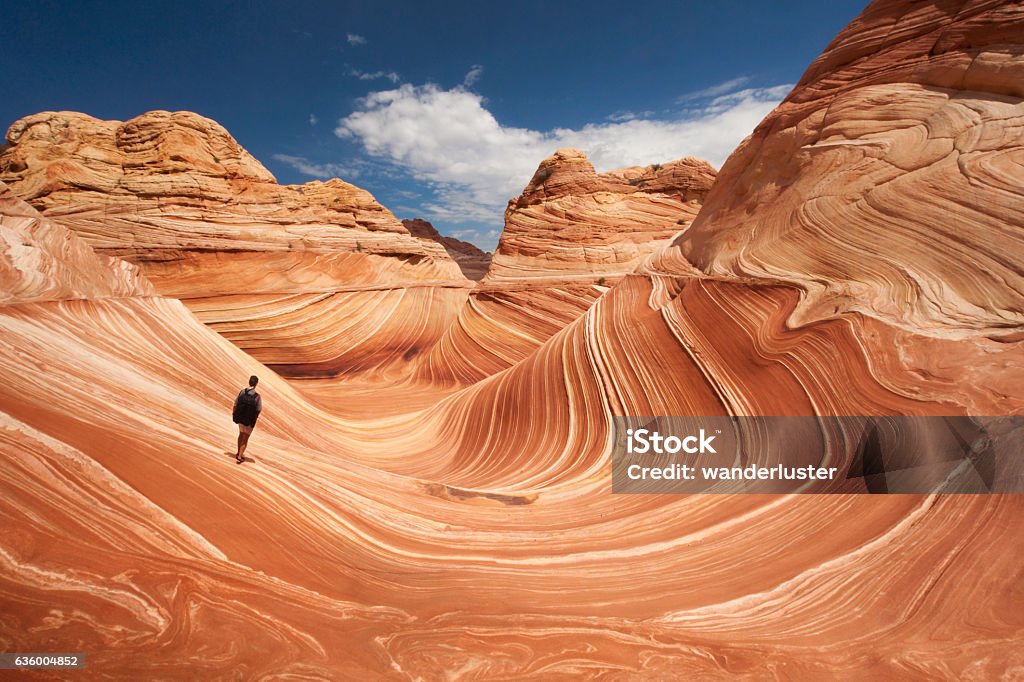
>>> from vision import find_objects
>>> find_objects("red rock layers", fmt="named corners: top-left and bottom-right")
top-left (657, 0), bottom-right (1024, 340)
top-left (0, 110), bottom-right (471, 378)
top-left (0, 110), bottom-right (462, 285)
top-left (0, 0), bottom-right (1023, 678)
top-left (490, 148), bottom-right (715, 282)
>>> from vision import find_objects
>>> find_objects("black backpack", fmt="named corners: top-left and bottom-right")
top-left (233, 388), bottom-right (260, 424)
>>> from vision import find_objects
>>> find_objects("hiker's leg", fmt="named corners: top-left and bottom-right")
top-left (239, 431), bottom-right (251, 457)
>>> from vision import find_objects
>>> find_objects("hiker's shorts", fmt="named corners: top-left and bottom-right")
top-left (238, 423), bottom-right (254, 435)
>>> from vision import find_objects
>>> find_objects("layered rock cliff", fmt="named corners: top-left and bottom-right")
top-left (0, 110), bottom-right (471, 378)
top-left (489, 148), bottom-right (716, 282)
top-left (0, 110), bottom-right (463, 288)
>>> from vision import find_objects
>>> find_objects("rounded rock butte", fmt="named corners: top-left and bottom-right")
top-left (0, 0), bottom-right (1023, 678)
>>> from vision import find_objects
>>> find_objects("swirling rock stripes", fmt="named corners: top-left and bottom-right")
top-left (1, 0), bottom-right (1023, 678)
top-left (0, 185), bottom-right (150, 304)
top-left (0, 293), bottom-right (1021, 677)
top-left (2, 292), bottom-right (1020, 676)
top-left (410, 150), bottom-right (717, 387)
top-left (658, 4), bottom-right (1024, 338)
top-left (190, 286), bottom-right (470, 379)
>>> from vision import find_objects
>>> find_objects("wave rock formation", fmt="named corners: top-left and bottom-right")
top-left (0, 0), bottom-right (1022, 678)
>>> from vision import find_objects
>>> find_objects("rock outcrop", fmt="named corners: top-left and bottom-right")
top-left (403, 217), bottom-right (491, 280)
top-left (0, 111), bottom-right (462, 286)
top-left (489, 148), bottom-right (716, 281)
top-left (0, 110), bottom-right (471, 377)
top-left (656, 0), bottom-right (1024, 340)
top-left (414, 149), bottom-right (718, 384)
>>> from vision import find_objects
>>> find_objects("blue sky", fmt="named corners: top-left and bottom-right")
top-left (5, 0), bottom-right (867, 249)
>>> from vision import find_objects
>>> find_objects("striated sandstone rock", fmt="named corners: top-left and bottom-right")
top-left (488, 148), bottom-right (716, 282)
top-left (1, 1), bottom-right (1023, 678)
top-left (403, 217), bottom-right (491, 280)
top-left (413, 149), bottom-right (717, 385)
top-left (0, 182), bottom-right (151, 305)
top-left (657, 0), bottom-right (1024, 339)
top-left (0, 110), bottom-right (464, 289)
top-left (0, 110), bottom-right (470, 377)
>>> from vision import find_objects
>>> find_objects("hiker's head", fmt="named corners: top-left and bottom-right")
top-left (249, 375), bottom-right (259, 388)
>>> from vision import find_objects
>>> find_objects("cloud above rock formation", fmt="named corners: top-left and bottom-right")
top-left (272, 153), bottom-right (360, 179)
top-left (334, 78), bottom-right (791, 226)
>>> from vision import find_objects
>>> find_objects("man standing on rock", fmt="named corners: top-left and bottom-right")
top-left (232, 375), bottom-right (262, 463)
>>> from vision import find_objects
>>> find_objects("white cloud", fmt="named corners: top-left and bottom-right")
top-left (463, 65), bottom-right (484, 87)
top-left (308, 114), bottom-right (318, 125)
top-left (346, 33), bottom-right (367, 46)
top-left (606, 110), bottom-right (654, 122)
top-left (677, 76), bottom-right (752, 102)
top-left (272, 154), bottom-right (359, 180)
top-left (334, 78), bottom-right (791, 228)
top-left (350, 68), bottom-right (401, 83)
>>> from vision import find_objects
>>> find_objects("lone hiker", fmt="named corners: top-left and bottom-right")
top-left (232, 375), bottom-right (262, 463)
